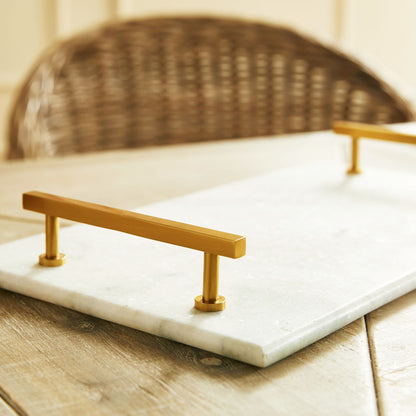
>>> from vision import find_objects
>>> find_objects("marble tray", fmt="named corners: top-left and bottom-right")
top-left (0, 163), bottom-right (415, 367)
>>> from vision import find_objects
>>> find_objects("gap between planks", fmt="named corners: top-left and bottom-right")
top-left (365, 314), bottom-right (382, 416)
top-left (0, 386), bottom-right (27, 416)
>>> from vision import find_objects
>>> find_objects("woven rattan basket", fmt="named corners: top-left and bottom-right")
top-left (8, 16), bottom-right (415, 158)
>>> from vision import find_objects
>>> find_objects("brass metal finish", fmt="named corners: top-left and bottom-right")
top-left (333, 121), bottom-right (416, 174)
top-left (23, 192), bottom-right (245, 259)
top-left (347, 137), bottom-right (361, 175)
top-left (194, 295), bottom-right (226, 312)
top-left (45, 215), bottom-right (59, 258)
top-left (23, 191), bottom-right (246, 311)
top-left (203, 253), bottom-right (220, 303)
top-left (39, 253), bottom-right (66, 267)
top-left (194, 253), bottom-right (226, 312)
top-left (39, 215), bottom-right (66, 267)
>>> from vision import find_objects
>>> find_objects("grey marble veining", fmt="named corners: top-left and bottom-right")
top-left (0, 163), bottom-right (415, 367)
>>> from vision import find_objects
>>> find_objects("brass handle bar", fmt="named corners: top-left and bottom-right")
top-left (333, 121), bottom-right (416, 174)
top-left (23, 191), bottom-right (246, 312)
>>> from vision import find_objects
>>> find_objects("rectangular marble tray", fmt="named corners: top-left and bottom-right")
top-left (0, 163), bottom-right (415, 367)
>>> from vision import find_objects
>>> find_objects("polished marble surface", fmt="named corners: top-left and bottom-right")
top-left (0, 163), bottom-right (415, 367)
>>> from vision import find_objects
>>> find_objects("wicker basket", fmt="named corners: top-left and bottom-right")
top-left (8, 16), bottom-right (415, 158)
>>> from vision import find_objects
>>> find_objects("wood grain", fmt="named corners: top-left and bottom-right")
top-left (0, 218), bottom-right (43, 245)
top-left (366, 291), bottom-right (416, 416)
top-left (0, 289), bottom-right (377, 416)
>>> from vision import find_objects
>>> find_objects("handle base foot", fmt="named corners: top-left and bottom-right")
top-left (194, 295), bottom-right (226, 312)
top-left (39, 253), bottom-right (66, 267)
top-left (347, 168), bottom-right (361, 175)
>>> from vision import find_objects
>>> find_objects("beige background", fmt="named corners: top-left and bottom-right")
top-left (0, 0), bottom-right (415, 159)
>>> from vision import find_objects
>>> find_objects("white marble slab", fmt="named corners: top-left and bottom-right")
top-left (0, 163), bottom-right (415, 367)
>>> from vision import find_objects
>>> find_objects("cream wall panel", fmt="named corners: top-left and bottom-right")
top-left (0, 90), bottom-right (13, 158)
top-left (0, 0), bottom-right (56, 84)
top-left (341, 0), bottom-right (416, 99)
top-left (117, 0), bottom-right (338, 42)
top-left (0, 0), bottom-right (56, 159)
top-left (56, 0), bottom-right (117, 37)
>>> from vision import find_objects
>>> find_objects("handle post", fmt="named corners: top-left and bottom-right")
top-left (347, 136), bottom-right (361, 175)
top-left (203, 253), bottom-right (219, 302)
top-left (333, 121), bottom-right (416, 174)
top-left (39, 215), bottom-right (66, 266)
top-left (194, 253), bottom-right (225, 312)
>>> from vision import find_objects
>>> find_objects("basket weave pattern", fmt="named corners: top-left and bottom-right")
top-left (8, 17), bottom-right (415, 158)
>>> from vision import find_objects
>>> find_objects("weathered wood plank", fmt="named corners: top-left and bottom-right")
top-left (0, 218), bottom-right (43, 244)
top-left (366, 291), bottom-right (416, 416)
top-left (0, 132), bottom-right (343, 220)
top-left (0, 289), bottom-right (377, 416)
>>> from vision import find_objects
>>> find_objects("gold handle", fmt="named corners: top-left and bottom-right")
top-left (333, 121), bottom-right (416, 174)
top-left (23, 191), bottom-right (246, 312)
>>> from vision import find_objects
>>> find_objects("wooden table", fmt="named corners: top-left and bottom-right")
top-left (0, 129), bottom-right (415, 415)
